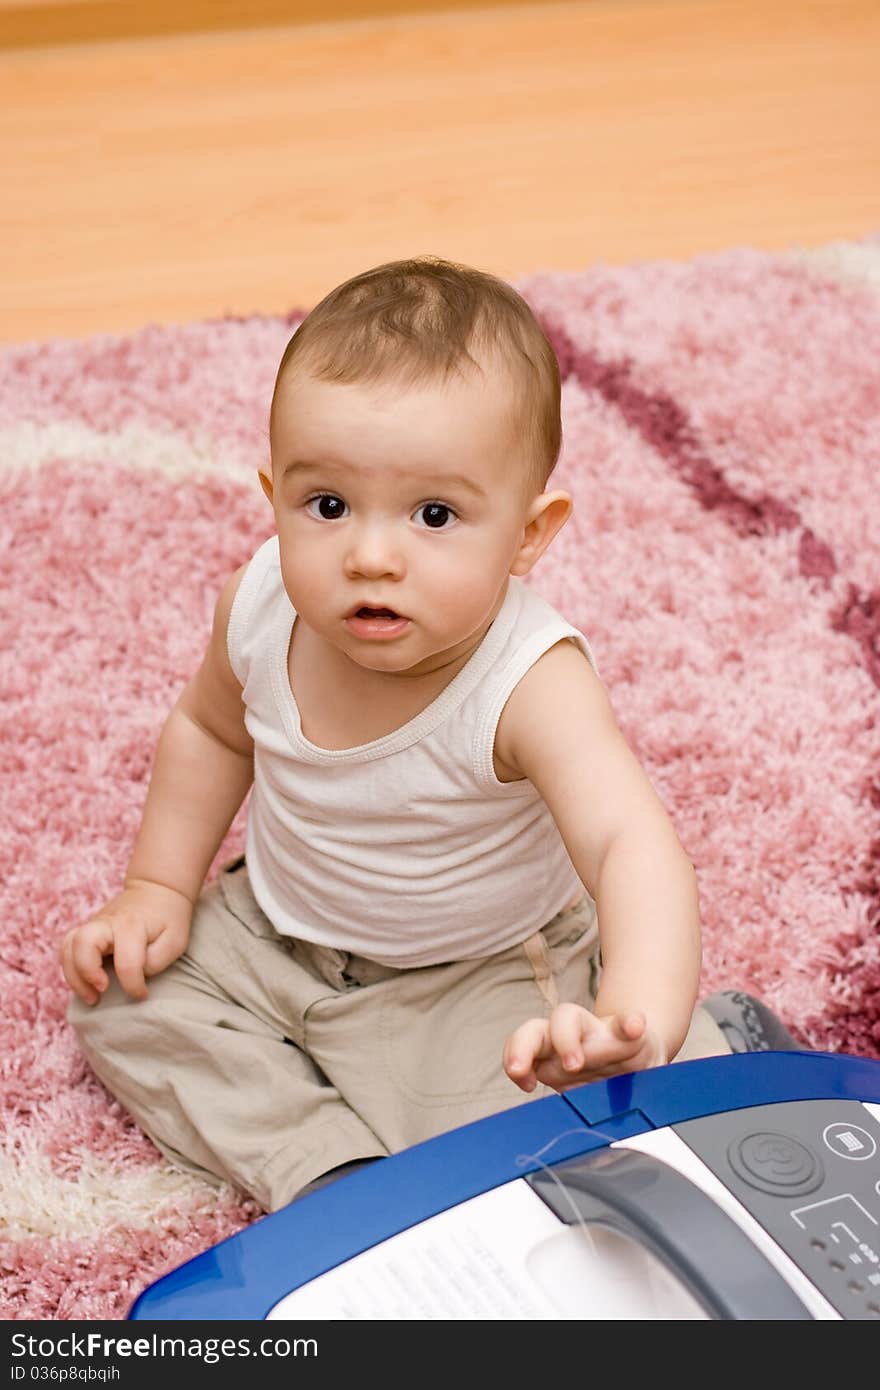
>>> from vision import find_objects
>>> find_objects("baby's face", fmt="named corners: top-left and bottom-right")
top-left (267, 364), bottom-right (538, 677)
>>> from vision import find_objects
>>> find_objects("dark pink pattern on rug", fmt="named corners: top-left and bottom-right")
top-left (536, 320), bottom-right (880, 1055)
top-left (522, 252), bottom-right (878, 1050)
top-left (2, 243), bottom-right (878, 1318)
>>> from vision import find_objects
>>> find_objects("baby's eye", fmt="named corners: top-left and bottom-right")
top-left (413, 502), bottom-right (457, 530)
top-left (305, 494), bottom-right (349, 521)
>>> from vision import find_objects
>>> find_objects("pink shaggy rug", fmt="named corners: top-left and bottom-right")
top-left (2, 237), bottom-right (879, 1319)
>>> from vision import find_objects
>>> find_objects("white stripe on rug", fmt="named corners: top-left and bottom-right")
top-left (0, 1138), bottom-right (231, 1241)
top-left (0, 420), bottom-right (263, 483)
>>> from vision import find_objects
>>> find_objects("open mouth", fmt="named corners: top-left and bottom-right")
top-left (345, 604), bottom-right (410, 638)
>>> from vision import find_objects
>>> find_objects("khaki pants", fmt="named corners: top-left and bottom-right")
top-left (69, 858), bottom-right (728, 1211)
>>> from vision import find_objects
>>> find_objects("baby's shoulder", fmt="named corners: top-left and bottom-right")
top-left (505, 634), bottom-right (602, 713)
top-left (494, 637), bottom-right (608, 776)
top-left (216, 561), bottom-right (252, 626)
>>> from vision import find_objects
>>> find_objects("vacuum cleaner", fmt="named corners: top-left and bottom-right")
top-left (130, 1048), bottom-right (880, 1320)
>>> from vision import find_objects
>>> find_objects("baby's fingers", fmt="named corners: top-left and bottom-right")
top-left (547, 1002), bottom-right (595, 1073)
top-left (112, 925), bottom-right (150, 1001)
top-left (143, 925), bottom-right (187, 978)
top-left (581, 1010), bottom-right (648, 1067)
top-left (547, 1007), bottom-right (648, 1076)
top-left (60, 923), bottom-right (114, 1005)
top-left (611, 1012), bottom-right (648, 1045)
top-left (503, 1018), bottom-right (552, 1092)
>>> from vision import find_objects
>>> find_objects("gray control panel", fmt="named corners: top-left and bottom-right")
top-left (674, 1099), bottom-right (880, 1319)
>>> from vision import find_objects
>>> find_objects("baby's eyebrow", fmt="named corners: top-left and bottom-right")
top-left (280, 459), bottom-right (333, 481)
top-left (280, 458), bottom-right (487, 499)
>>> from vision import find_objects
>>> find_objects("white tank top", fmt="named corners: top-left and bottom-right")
top-left (227, 536), bottom-right (599, 966)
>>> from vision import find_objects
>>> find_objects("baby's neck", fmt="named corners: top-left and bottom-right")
top-left (310, 614), bottom-right (492, 699)
top-left (288, 605), bottom-right (501, 751)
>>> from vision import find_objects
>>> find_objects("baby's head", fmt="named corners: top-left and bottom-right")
top-left (263, 256), bottom-right (572, 676)
top-left (269, 254), bottom-right (562, 494)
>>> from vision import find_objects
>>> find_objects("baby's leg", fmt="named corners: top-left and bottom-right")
top-left (671, 1005), bottom-right (732, 1061)
top-left (683, 990), bottom-right (799, 1058)
top-left (302, 895), bottom-right (604, 1153)
top-left (68, 863), bottom-right (386, 1210)
top-left (302, 897), bottom-right (752, 1157)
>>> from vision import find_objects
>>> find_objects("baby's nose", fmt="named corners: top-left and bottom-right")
top-left (343, 523), bottom-right (405, 579)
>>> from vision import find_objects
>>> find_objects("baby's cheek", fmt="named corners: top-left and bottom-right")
top-left (279, 551), bottom-right (330, 613)
top-left (433, 560), bottom-right (499, 623)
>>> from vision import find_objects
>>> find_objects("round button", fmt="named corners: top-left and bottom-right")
top-left (822, 1122), bottom-right (877, 1161)
top-left (727, 1131), bottom-right (824, 1195)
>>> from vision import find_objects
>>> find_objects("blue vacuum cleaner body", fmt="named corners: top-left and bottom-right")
top-left (131, 1051), bottom-right (880, 1320)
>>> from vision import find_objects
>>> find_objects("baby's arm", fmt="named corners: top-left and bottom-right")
top-left (497, 639), bottom-right (701, 1090)
top-left (60, 565), bottom-right (254, 1005)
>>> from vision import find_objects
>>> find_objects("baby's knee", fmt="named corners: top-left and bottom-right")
top-left (68, 969), bottom-right (129, 1027)
top-left (66, 989), bottom-right (116, 1043)
top-left (66, 974), bottom-right (163, 1063)
top-left (67, 991), bottom-right (91, 1033)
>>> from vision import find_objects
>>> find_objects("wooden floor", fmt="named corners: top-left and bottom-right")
top-left (3, 0), bottom-right (879, 344)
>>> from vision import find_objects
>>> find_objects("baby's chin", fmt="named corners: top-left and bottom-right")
top-left (345, 648), bottom-right (444, 678)
top-left (340, 632), bottom-right (466, 680)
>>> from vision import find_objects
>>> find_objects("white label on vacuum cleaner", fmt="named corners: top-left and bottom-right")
top-left (266, 1178), bottom-right (707, 1320)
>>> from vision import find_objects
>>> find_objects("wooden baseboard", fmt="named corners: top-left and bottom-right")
top-left (0, 0), bottom-right (548, 49)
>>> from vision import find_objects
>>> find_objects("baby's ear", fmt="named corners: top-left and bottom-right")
top-left (258, 469), bottom-right (274, 504)
top-left (510, 490), bottom-right (572, 576)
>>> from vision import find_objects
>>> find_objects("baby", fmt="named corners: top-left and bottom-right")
top-left (61, 255), bottom-right (731, 1212)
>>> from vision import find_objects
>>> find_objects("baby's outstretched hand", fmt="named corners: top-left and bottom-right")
top-left (59, 881), bottom-right (192, 1006)
top-left (503, 1002), bottom-right (667, 1093)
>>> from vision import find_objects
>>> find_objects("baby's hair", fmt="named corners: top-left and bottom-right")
top-left (270, 255), bottom-right (562, 490)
